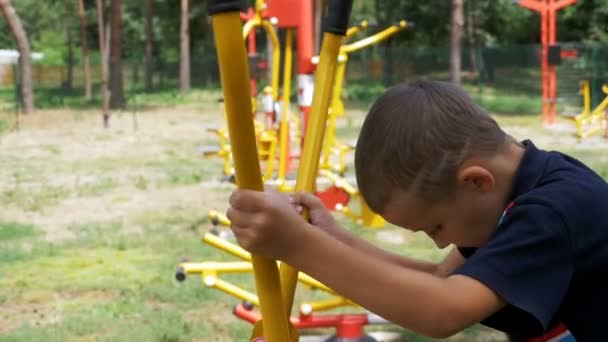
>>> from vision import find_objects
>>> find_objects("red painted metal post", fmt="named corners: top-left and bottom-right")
top-left (517, 0), bottom-right (576, 124)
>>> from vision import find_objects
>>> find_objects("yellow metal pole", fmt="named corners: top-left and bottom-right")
top-left (261, 21), bottom-right (281, 101)
top-left (279, 0), bottom-right (353, 318)
top-left (277, 29), bottom-right (294, 189)
top-left (322, 55), bottom-right (348, 170)
top-left (208, 3), bottom-right (290, 341)
top-left (582, 80), bottom-right (591, 116)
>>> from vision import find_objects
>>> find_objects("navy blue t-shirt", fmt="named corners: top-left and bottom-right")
top-left (453, 140), bottom-right (608, 342)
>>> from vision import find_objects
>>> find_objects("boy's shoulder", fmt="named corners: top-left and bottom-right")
top-left (510, 139), bottom-right (608, 218)
top-left (454, 140), bottom-right (608, 340)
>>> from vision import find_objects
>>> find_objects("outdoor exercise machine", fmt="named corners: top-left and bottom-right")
top-left (516, 0), bottom-right (577, 125)
top-left (184, 1), bottom-right (396, 341)
top-left (573, 83), bottom-right (608, 139)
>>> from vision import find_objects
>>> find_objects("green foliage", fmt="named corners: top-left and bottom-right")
top-left (343, 82), bottom-right (386, 103)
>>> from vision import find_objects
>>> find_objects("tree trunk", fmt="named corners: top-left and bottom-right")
top-left (0, 0), bottom-right (35, 114)
top-left (78, 0), bottom-right (92, 100)
top-left (144, 0), bottom-right (154, 92)
top-left (179, 0), bottom-right (190, 93)
top-left (466, 0), bottom-right (478, 77)
top-left (109, 0), bottom-right (124, 108)
top-left (450, 0), bottom-right (464, 85)
top-left (65, 24), bottom-right (74, 91)
top-left (96, 0), bottom-right (110, 127)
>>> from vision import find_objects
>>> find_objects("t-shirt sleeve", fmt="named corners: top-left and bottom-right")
top-left (453, 203), bottom-right (573, 331)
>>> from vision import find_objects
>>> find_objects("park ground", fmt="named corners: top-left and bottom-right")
top-left (1, 91), bottom-right (607, 341)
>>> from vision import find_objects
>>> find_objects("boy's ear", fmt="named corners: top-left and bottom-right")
top-left (457, 165), bottom-right (495, 193)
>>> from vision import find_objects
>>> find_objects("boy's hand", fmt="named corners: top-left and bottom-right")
top-left (227, 188), bottom-right (309, 260)
top-left (289, 191), bottom-right (338, 234)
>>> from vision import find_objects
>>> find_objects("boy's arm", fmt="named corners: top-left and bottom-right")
top-left (328, 222), bottom-right (465, 277)
top-left (287, 225), bottom-right (505, 338)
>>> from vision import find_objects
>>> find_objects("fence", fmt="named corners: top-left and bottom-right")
top-left (0, 43), bottom-right (607, 116)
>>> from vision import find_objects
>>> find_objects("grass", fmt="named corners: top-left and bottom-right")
top-left (0, 85), bottom-right (223, 113)
top-left (0, 211), bottom-right (253, 341)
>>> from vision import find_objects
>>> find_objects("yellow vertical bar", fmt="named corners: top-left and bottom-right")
top-left (280, 32), bottom-right (347, 316)
top-left (322, 56), bottom-right (347, 170)
top-left (209, 9), bottom-right (290, 342)
top-left (278, 29), bottom-right (294, 188)
top-left (261, 22), bottom-right (282, 101)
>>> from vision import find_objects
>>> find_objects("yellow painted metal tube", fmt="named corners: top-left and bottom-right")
top-left (204, 232), bottom-right (252, 261)
top-left (261, 21), bottom-right (281, 101)
top-left (180, 261), bottom-right (253, 275)
top-left (210, 10), bottom-right (290, 342)
top-left (277, 29), bottom-right (294, 188)
top-left (203, 232), bottom-right (335, 294)
top-left (582, 81), bottom-right (591, 116)
top-left (242, 18), bottom-right (261, 40)
top-left (209, 277), bottom-right (261, 307)
top-left (331, 56), bottom-right (348, 117)
top-left (208, 210), bottom-right (231, 226)
top-left (320, 169), bottom-right (358, 195)
top-left (301, 297), bottom-right (354, 313)
top-left (242, 20), bottom-right (280, 101)
top-left (346, 20), bottom-right (368, 39)
top-left (280, 32), bottom-right (347, 317)
top-left (322, 56), bottom-right (348, 169)
top-left (593, 85), bottom-right (608, 115)
top-left (341, 20), bottom-right (408, 54)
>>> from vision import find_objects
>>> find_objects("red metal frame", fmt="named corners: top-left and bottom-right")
top-left (234, 303), bottom-right (377, 340)
top-left (518, 0), bottom-right (577, 124)
top-left (264, 0), bottom-right (316, 144)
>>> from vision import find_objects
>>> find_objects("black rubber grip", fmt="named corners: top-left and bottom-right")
top-left (208, 0), bottom-right (243, 15)
top-left (324, 0), bottom-right (354, 35)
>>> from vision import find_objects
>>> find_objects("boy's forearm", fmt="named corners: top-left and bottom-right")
top-left (329, 222), bottom-right (438, 274)
top-left (285, 226), bottom-right (475, 338)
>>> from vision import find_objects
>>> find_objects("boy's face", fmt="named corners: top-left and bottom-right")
top-left (381, 187), bottom-right (503, 249)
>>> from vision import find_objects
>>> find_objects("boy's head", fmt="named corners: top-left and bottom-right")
top-left (355, 80), bottom-right (518, 247)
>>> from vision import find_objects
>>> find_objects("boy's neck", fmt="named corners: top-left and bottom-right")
top-left (493, 140), bottom-right (526, 207)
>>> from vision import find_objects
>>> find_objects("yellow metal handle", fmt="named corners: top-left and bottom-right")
top-left (341, 20), bottom-right (408, 54)
top-left (346, 19), bottom-right (368, 38)
top-left (209, 4), bottom-right (290, 341)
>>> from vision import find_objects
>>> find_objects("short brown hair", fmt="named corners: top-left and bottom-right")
top-left (354, 80), bottom-right (510, 213)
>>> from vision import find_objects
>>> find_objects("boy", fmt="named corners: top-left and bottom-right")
top-left (226, 80), bottom-right (608, 341)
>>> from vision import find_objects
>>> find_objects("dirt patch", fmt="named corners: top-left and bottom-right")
top-left (0, 107), bottom-right (232, 242)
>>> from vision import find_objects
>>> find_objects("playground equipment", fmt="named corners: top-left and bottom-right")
top-left (203, 0), bottom-right (300, 184)
top-left (202, 15), bottom-right (409, 229)
top-left (183, 1), bottom-right (398, 341)
top-left (320, 20), bottom-right (409, 175)
top-left (573, 84), bottom-right (608, 139)
top-left (177, 232), bottom-right (391, 341)
top-left (312, 20), bottom-right (409, 229)
top-left (517, 0), bottom-right (577, 125)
